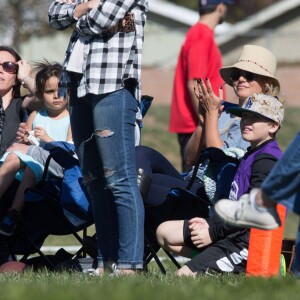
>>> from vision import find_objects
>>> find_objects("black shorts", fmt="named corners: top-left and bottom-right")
top-left (183, 220), bottom-right (249, 274)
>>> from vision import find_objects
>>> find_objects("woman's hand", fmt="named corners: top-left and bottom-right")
top-left (16, 122), bottom-right (30, 144)
top-left (194, 79), bottom-right (224, 117)
top-left (17, 60), bottom-right (32, 83)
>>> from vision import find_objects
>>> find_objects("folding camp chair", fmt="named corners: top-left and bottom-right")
top-left (3, 141), bottom-right (94, 271)
top-left (143, 147), bottom-right (240, 274)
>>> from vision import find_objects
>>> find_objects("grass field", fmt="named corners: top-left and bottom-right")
top-left (1, 105), bottom-right (300, 299)
top-left (1, 264), bottom-right (300, 300)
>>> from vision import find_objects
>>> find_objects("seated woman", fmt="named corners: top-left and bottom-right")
top-left (0, 46), bottom-right (39, 157)
top-left (136, 45), bottom-right (281, 234)
top-left (0, 46), bottom-right (40, 217)
top-left (156, 93), bottom-right (284, 276)
top-left (0, 61), bottom-right (72, 236)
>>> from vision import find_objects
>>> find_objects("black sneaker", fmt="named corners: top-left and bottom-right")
top-left (0, 209), bottom-right (19, 237)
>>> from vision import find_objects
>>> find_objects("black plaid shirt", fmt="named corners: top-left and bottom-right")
top-left (48, 0), bottom-right (148, 100)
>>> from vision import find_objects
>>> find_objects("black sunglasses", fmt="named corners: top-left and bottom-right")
top-left (0, 61), bottom-right (18, 74)
top-left (230, 69), bottom-right (255, 82)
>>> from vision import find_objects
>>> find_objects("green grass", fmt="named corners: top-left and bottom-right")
top-left (1, 267), bottom-right (300, 300)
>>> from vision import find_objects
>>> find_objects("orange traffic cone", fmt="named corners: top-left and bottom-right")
top-left (246, 204), bottom-right (286, 277)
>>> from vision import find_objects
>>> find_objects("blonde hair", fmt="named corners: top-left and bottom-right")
top-left (264, 83), bottom-right (285, 106)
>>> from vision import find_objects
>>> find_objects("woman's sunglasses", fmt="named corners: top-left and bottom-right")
top-left (0, 61), bottom-right (18, 74)
top-left (230, 69), bottom-right (255, 82)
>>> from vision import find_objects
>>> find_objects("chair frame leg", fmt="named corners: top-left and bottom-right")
top-left (144, 236), bottom-right (167, 274)
top-left (164, 249), bottom-right (181, 269)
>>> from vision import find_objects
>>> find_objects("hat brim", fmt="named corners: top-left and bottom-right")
top-left (227, 107), bottom-right (276, 122)
top-left (226, 107), bottom-right (246, 118)
top-left (220, 61), bottom-right (280, 89)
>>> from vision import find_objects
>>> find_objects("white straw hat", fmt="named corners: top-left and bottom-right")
top-left (220, 45), bottom-right (280, 89)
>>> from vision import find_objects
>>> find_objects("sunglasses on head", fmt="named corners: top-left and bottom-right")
top-left (0, 61), bottom-right (18, 74)
top-left (230, 69), bottom-right (255, 82)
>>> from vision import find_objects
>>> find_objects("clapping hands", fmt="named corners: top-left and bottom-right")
top-left (194, 78), bottom-right (224, 118)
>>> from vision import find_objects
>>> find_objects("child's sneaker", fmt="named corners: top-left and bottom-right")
top-left (0, 209), bottom-right (20, 237)
top-left (215, 189), bottom-right (281, 230)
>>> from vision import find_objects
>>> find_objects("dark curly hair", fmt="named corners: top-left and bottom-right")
top-left (33, 59), bottom-right (62, 100)
top-left (0, 46), bottom-right (22, 98)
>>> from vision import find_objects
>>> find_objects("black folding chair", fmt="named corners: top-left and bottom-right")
top-left (3, 142), bottom-right (94, 271)
top-left (143, 147), bottom-right (240, 273)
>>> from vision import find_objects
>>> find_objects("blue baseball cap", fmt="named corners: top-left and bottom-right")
top-left (199, 0), bottom-right (233, 7)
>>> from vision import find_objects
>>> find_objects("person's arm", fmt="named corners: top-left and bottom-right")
top-left (187, 80), bottom-right (202, 119)
top-left (73, 0), bottom-right (100, 19)
top-left (17, 60), bottom-right (35, 94)
top-left (184, 124), bottom-right (205, 167)
top-left (199, 79), bottom-right (224, 148)
top-left (66, 124), bottom-right (73, 142)
top-left (184, 80), bottom-right (224, 166)
top-left (25, 111), bottom-right (37, 133)
top-left (48, 1), bottom-right (79, 30)
top-left (75, 0), bottom-right (139, 35)
top-left (16, 60), bottom-right (44, 112)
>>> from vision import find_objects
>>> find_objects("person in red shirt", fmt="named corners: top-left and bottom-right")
top-left (169, 0), bottom-right (232, 172)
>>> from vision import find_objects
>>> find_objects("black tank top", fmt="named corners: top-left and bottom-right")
top-left (0, 98), bottom-right (25, 156)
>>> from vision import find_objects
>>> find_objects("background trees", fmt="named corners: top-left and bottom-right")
top-left (0, 0), bottom-right (50, 51)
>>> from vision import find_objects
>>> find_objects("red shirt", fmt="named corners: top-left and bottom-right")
top-left (169, 23), bottom-right (225, 133)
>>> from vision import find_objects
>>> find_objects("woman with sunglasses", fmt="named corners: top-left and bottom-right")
top-left (185, 44), bottom-right (280, 168)
top-left (0, 46), bottom-right (37, 157)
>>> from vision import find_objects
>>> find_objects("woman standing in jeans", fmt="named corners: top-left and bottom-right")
top-left (48, 0), bottom-right (148, 275)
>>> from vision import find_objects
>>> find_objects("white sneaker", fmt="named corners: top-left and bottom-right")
top-left (83, 268), bottom-right (102, 276)
top-left (214, 189), bottom-right (281, 230)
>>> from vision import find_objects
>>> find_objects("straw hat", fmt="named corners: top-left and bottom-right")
top-left (220, 45), bottom-right (280, 89)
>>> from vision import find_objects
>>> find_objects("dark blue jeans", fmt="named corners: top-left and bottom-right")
top-left (70, 88), bottom-right (144, 269)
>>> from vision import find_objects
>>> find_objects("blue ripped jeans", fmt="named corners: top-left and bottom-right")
top-left (70, 87), bottom-right (144, 270)
top-left (262, 132), bottom-right (300, 274)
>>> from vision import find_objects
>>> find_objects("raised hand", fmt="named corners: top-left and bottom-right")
top-left (17, 60), bottom-right (32, 83)
top-left (194, 79), bottom-right (224, 117)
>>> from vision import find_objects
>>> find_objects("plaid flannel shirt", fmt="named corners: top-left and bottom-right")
top-left (48, 0), bottom-right (148, 100)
